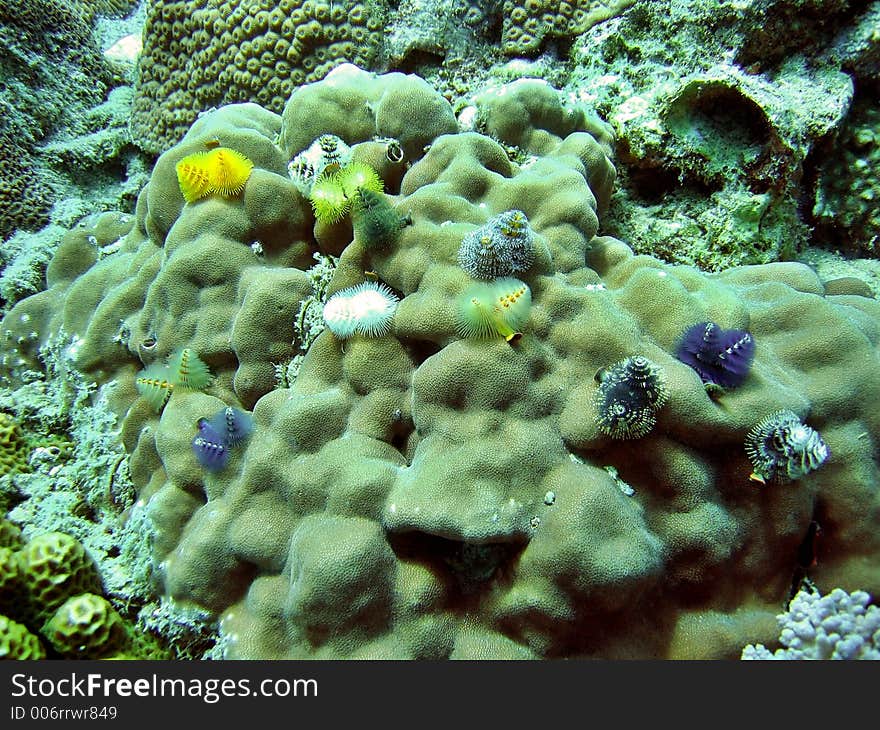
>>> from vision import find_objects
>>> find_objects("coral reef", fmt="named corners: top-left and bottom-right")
top-left (500, 0), bottom-right (635, 57)
top-left (0, 0), bottom-right (109, 239)
top-left (0, 525), bottom-right (170, 659)
top-left (0, 327), bottom-right (188, 656)
top-left (567, 0), bottom-right (877, 270)
top-left (813, 97), bottom-right (880, 257)
top-left (2, 65), bottom-right (878, 660)
top-left (0, 1), bottom-right (142, 244)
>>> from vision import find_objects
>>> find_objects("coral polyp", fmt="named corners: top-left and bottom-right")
top-left (458, 210), bottom-right (536, 281)
top-left (175, 147), bottom-right (254, 203)
top-left (595, 356), bottom-right (668, 439)
top-left (676, 321), bottom-right (755, 389)
top-left (456, 277), bottom-right (532, 342)
top-left (323, 281), bottom-right (400, 339)
top-left (745, 410), bottom-right (830, 484)
top-left (309, 169), bottom-right (350, 225)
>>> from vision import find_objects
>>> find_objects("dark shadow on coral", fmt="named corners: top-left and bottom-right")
top-left (387, 531), bottom-right (523, 601)
top-left (402, 338), bottom-right (443, 368)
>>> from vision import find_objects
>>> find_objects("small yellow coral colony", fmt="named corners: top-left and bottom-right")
top-left (175, 147), bottom-right (254, 203)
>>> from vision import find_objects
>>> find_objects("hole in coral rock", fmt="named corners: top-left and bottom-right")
top-left (626, 166), bottom-right (689, 203)
top-left (391, 47), bottom-right (447, 77)
top-left (404, 338), bottom-right (442, 368)
top-left (386, 531), bottom-right (523, 600)
top-left (664, 81), bottom-right (774, 190)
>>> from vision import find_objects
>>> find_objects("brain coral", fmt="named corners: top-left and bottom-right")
top-left (2, 65), bottom-right (879, 659)
top-left (0, 614), bottom-right (45, 660)
top-left (0, 412), bottom-right (29, 476)
top-left (501, 0), bottom-right (636, 57)
top-left (131, 0), bottom-right (388, 154)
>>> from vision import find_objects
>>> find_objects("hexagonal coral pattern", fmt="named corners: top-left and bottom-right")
top-left (131, 0), bottom-right (387, 154)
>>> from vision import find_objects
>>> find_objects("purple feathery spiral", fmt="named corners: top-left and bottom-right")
top-left (207, 406), bottom-right (254, 447)
top-left (676, 322), bottom-right (755, 388)
top-left (192, 418), bottom-right (229, 471)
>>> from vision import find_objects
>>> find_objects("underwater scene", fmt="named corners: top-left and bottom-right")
top-left (0, 0), bottom-right (879, 661)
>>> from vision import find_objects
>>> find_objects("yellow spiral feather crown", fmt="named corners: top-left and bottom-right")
top-left (175, 147), bottom-right (254, 203)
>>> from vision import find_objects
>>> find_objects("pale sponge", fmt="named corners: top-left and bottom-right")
top-left (323, 281), bottom-right (400, 338)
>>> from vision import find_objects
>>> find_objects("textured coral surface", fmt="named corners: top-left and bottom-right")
top-left (131, 0), bottom-right (387, 153)
top-left (2, 65), bottom-right (879, 659)
top-left (0, 0), bottom-right (112, 239)
top-left (501, 0), bottom-right (635, 57)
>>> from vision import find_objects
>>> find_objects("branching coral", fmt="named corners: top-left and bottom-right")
top-left (743, 587), bottom-right (880, 660)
